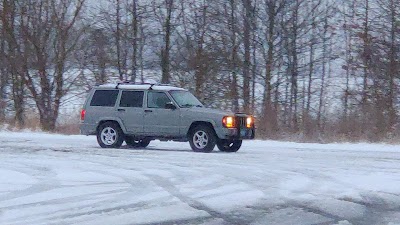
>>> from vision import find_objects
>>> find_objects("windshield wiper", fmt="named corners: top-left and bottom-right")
top-left (181, 104), bottom-right (195, 108)
top-left (181, 104), bottom-right (203, 108)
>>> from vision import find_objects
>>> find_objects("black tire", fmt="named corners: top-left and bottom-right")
top-left (125, 136), bottom-right (151, 148)
top-left (189, 124), bottom-right (216, 153)
top-left (217, 139), bottom-right (242, 152)
top-left (97, 122), bottom-right (124, 148)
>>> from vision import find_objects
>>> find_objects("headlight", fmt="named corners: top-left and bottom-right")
top-left (222, 116), bottom-right (235, 128)
top-left (246, 116), bottom-right (254, 128)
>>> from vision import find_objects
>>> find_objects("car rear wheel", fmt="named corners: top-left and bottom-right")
top-left (217, 139), bottom-right (242, 152)
top-left (125, 136), bottom-right (151, 148)
top-left (97, 122), bottom-right (124, 148)
top-left (189, 125), bottom-right (216, 153)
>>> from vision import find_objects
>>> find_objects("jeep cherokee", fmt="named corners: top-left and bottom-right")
top-left (80, 82), bottom-right (255, 153)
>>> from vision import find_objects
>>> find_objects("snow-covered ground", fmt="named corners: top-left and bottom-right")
top-left (0, 131), bottom-right (400, 225)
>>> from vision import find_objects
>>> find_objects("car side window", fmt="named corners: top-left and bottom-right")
top-left (90, 90), bottom-right (119, 107)
top-left (119, 91), bottom-right (144, 108)
top-left (147, 92), bottom-right (171, 108)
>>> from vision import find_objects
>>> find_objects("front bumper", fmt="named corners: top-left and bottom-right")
top-left (216, 127), bottom-right (255, 140)
top-left (215, 114), bottom-right (255, 140)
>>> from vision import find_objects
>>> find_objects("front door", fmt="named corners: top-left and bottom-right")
top-left (117, 90), bottom-right (145, 134)
top-left (144, 91), bottom-right (180, 136)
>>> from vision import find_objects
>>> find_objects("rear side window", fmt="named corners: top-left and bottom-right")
top-left (90, 90), bottom-right (119, 107)
top-left (119, 91), bottom-right (144, 108)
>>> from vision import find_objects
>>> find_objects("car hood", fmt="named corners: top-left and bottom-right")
top-left (185, 107), bottom-right (233, 116)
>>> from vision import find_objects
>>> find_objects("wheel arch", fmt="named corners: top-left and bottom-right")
top-left (96, 119), bottom-right (127, 133)
top-left (187, 121), bottom-right (216, 138)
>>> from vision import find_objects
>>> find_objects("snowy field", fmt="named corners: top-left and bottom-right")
top-left (0, 132), bottom-right (400, 225)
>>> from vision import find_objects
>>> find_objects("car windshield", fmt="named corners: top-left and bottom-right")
top-left (169, 90), bottom-right (203, 108)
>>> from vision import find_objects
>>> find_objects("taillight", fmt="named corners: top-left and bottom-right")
top-left (222, 116), bottom-right (235, 128)
top-left (80, 109), bottom-right (86, 121)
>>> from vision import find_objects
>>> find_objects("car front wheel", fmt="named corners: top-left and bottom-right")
top-left (189, 125), bottom-right (216, 153)
top-left (217, 139), bottom-right (242, 152)
top-left (97, 122), bottom-right (124, 148)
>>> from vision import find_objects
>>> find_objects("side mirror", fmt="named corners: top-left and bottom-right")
top-left (165, 102), bottom-right (177, 110)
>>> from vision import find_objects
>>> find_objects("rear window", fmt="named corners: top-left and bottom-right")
top-left (119, 91), bottom-right (144, 108)
top-left (90, 90), bottom-right (119, 107)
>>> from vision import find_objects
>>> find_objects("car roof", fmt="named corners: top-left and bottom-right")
top-left (96, 83), bottom-right (186, 91)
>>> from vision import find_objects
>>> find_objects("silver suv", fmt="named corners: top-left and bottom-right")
top-left (80, 82), bottom-right (255, 152)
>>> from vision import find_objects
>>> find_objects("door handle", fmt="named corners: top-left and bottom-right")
top-left (144, 109), bottom-right (153, 113)
top-left (117, 108), bottom-right (126, 112)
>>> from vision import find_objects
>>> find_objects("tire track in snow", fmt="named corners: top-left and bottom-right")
top-left (146, 174), bottom-right (250, 225)
top-left (2, 133), bottom-right (400, 225)
top-left (5, 160), bottom-right (185, 224)
top-left (0, 161), bottom-right (60, 202)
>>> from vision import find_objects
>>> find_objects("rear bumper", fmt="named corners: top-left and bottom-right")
top-left (80, 122), bottom-right (97, 135)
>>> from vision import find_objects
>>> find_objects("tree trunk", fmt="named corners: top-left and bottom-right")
top-left (116, 0), bottom-right (124, 81)
top-left (194, 49), bottom-right (204, 99)
top-left (2, 0), bottom-right (25, 127)
top-left (11, 72), bottom-right (24, 128)
top-left (342, 2), bottom-right (351, 134)
top-left (290, 0), bottom-right (299, 132)
top-left (251, 3), bottom-right (257, 114)
top-left (361, 0), bottom-right (370, 109)
top-left (131, 0), bottom-right (138, 82)
top-left (317, 10), bottom-right (328, 131)
top-left (242, 0), bottom-right (252, 113)
top-left (194, 3), bottom-right (207, 100)
top-left (230, 0), bottom-right (239, 112)
top-left (251, 34), bottom-right (257, 114)
top-left (161, 0), bottom-right (174, 84)
top-left (139, 22), bottom-right (145, 83)
top-left (305, 0), bottom-right (316, 137)
top-left (387, 0), bottom-right (397, 132)
top-left (263, 0), bottom-right (278, 135)
top-left (0, 29), bottom-right (6, 123)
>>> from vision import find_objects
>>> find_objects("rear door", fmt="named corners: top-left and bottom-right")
top-left (117, 90), bottom-right (145, 134)
top-left (144, 91), bottom-right (181, 136)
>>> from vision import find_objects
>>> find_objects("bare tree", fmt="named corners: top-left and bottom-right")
top-left (152, 0), bottom-right (176, 84)
top-left (4, 0), bottom-right (86, 131)
top-left (377, 0), bottom-right (399, 132)
top-left (260, 0), bottom-right (286, 135)
top-left (1, 0), bottom-right (26, 127)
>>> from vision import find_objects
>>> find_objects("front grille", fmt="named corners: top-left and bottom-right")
top-left (233, 115), bottom-right (255, 139)
top-left (237, 116), bottom-right (246, 128)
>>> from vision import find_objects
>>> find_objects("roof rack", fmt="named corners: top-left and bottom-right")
top-left (98, 82), bottom-right (186, 91)
top-left (115, 81), bottom-right (129, 89)
top-left (115, 81), bottom-right (156, 89)
top-left (114, 81), bottom-right (174, 90)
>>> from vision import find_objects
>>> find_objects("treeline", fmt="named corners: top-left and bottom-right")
top-left (0, 0), bottom-right (399, 142)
